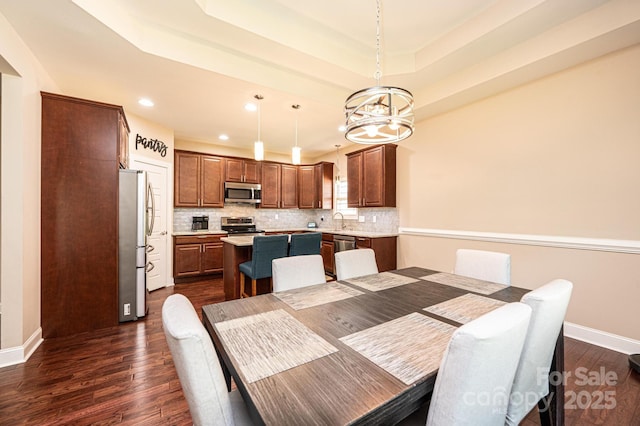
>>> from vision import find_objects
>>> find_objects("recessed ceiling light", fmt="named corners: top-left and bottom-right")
top-left (338, 125), bottom-right (346, 132)
top-left (244, 103), bottom-right (257, 112)
top-left (138, 98), bottom-right (154, 107)
top-left (219, 134), bottom-right (229, 141)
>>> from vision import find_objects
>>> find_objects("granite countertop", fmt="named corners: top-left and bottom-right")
top-left (174, 229), bottom-right (398, 238)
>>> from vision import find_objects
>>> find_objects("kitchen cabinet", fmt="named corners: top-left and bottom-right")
top-left (347, 144), bottom-right (396, 208)
top-left (298, 162), bottom-right (334, 209)
top-left (225, 157), bottom-right (261, 183)
top-left (174, 150), bottom-right (224, 208)
top-left (321, 233), bottom-right (335, 275)
top-left (261, 162), bottom-right (297, 209)
top-left (174, 234), bottom-right (224, 279)
top-left (355, 235), bottom-right (397, 272)
top-left (41, 92), bottom-right (128, 338)
top-left (118, 113), bottom-right (129, 168)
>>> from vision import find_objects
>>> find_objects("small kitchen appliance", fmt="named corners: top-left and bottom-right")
top-left (192, 215), bottom-right (209, 231)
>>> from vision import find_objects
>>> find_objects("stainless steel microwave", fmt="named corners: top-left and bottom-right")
top-left (224, 182), bottom-right (261, 204)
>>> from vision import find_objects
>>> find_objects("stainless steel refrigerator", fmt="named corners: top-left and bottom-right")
top-left (118, 169), bottom-right (155, 322)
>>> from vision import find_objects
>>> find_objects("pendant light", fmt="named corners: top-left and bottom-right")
top-left (344, 0), bottom-right (414, 144)
top-left (334, 144), bottom-right (341, 182)
top-left (254, 94), bottom-right (264, 161)
top-left (291, 104), bottom-right (301, 165)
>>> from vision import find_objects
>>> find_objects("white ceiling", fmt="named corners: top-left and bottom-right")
top-left (1, 0), bottom-right (639, 159)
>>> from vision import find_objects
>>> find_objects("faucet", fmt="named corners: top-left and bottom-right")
top-left (333, 212), bottom-right (345, 231)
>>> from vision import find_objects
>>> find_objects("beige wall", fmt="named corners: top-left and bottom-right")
top-left (0, 12), bottom-right (58, 353)
top-left (397, 44), bottom-right (640, 341)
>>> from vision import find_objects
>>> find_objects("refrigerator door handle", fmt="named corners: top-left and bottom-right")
top-left (146, 181), bottom-right (156, 237)
top-left (146, 262), bottom-right (155, 273)
top-left (146, 244), bottom-right (155, 253)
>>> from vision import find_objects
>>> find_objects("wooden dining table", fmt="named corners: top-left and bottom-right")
top-left (202, 267), bottom-right (564, 426)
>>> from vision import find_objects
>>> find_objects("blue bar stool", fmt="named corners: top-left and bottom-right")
top-left (289, 232), bottom-right (321, 256)
top-left (239, 235), bottom-right (289, 297)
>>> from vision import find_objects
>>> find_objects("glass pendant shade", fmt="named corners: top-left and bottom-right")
top-left (291, 146), bottom-right (301, 165)
top-left (254, 141), bottom-right (264, 161)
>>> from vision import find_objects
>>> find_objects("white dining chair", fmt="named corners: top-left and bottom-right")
top-left (334, 248), bottom-right (379, 281)
top-left (454, 248), bottom-right (511, 285)
top-left (162, 294), bottom-right (253, 426)
top-left (272, 254), bottom-right (326, 292)
top-left (426, 302), bottom-right (532, 426)
top-left (505, 279), bottom-right (573, 426)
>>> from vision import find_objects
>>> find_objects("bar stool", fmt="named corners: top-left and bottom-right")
top-left (239, 234), bottom-right (289, 297)
top-left (289, 232), bottom-right (321, 256)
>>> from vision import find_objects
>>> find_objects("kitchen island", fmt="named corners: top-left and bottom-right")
top-left (221, 230), bottom-right (398, 300)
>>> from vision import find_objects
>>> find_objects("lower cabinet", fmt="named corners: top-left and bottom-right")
top-left (321, 234), bottom-right (335, 275)
top-left (174, 234), bottom-right (224, 279)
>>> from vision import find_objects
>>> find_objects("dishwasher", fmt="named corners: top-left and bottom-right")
top-left (334, 235), bottom-right (356, 252)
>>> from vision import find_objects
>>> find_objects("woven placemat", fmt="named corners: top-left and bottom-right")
top-left (340, 313), bottom-right (456, 385)
top-left (421, 272), bottom-right (507, 295)
top-left (215, 309), bottom-right (338, 383)
top-left (344, 272), bottom-right (420, 292)
top-left (424, 293), bottom-right (507, 324)
top-left (274, 282), bottom-right (364, 310)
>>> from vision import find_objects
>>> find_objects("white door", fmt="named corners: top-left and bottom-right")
top-left (130, 157), bottom-right (170, 291)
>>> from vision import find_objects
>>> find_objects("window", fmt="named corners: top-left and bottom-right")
top-left (334, 179), bottom-right (358, 219)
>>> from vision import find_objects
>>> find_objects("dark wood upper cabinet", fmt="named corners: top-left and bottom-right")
top-left (347, 144), bottom-right (396, 208)
top-left (260, 162), bottom-right (297, 209)
top-left (174, 151), bottom-right (224, 208)
top-left (41, 92), bottom-right (128, 338)
top-left (225, 158), bottom-right (261, 183)
top-left (298, 162), bottom-right (333, 209)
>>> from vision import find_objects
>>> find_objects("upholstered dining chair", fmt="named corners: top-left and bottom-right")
top-left (426, 302), bottom-right (532, 426)
top-left (289, 232), bottom-right (321, 256)
top-left (506, 279), bottom-right (573, 426)
top-left (162, 294), bottom-right (253, 426)
top-left (272, 254), bottom-right (326, 292)
top-left (334, 248), bottom-right (378, 281)
top-left (454, 248), bottom-right (511, 285)
top-left (239, 234), bottom-right (289, 297)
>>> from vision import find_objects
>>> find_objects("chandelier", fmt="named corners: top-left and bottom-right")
top-left (344, 0), bottom-right (414, 144)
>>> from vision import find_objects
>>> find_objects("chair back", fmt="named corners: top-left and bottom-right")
top-left (289, 232), bottom-right (322, 256)
top-left (272, 254), bottom-right (326, 292)
top-left (505, 279), bottom-right (573, 425)
top-left (162, 294), bottom-right (235, 426)
top-left (426, 302), bottom-right (532, 426)
top-left (454, 248), bottom-right (511, 285)
top-left (249, 235), bottom-right (289, 280)
top-left (335, 248), bottom-right (378, 281)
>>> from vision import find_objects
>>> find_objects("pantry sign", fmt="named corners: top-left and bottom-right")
top-left (135, 134), bottom-right (168, 158)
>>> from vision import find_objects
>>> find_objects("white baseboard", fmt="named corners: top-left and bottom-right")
top-left (0, 327), bottom-right (43, 368)
top-left (564, 322), bottom-right (640, 355)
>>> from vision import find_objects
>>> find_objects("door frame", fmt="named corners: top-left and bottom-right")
top-left (129, 154), bottom-right (174, 287)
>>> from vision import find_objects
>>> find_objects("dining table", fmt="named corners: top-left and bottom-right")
top-left (202, 267), bottom-right (564, 426)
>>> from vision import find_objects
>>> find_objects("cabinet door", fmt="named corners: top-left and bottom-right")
top-left (261, 162), bottom-right (281, 208)
top-left (202, 242), bottom-right (224, 273)
top-left (201, 156), bottom-right (224, 207)
top-left (315, 163), bottom-right (334, 209)
top-left (347, 152), bottom-right (363, 207)
top-left (362, 147), bottom-right (384, 206)
top-left (243, 160), bottom-right (262, 183)
top-left (281, 164), bottom-right (299, 209)
top-left (175, 151), bottom-right (201, 207)
top-left (321, 240), bottom-right (335, 275)
top-left (225, 158), bottom-right (244, 182)
top-left (297, 165), bottom-right (315, 209)
top-left (174, 243), bottom-right (202, 277)
top-left (118, 113), bottom-right (129, 169)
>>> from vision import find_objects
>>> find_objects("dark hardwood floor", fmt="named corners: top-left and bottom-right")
top-left (0, 276), bottom-right (638, 425)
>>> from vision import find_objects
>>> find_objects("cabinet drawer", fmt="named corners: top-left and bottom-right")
top-left (322, 233), bottom-right (334, 242)
top-left (175, 234), bottom-right (224, 245)
top-left (355, 237), bottom-right (371, 249)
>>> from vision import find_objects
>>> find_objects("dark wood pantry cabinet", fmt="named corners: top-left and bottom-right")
top-left (41, 92), bottom-right (129, 338)
top-left (347, 144), bottom-right (396, 208)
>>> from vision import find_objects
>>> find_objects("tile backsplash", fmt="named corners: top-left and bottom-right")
top-left (174, 205), bottom-right (398, 234)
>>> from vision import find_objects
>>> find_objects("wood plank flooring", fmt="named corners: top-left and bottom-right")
top-left (0, 276), bottom-right (638, 425)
